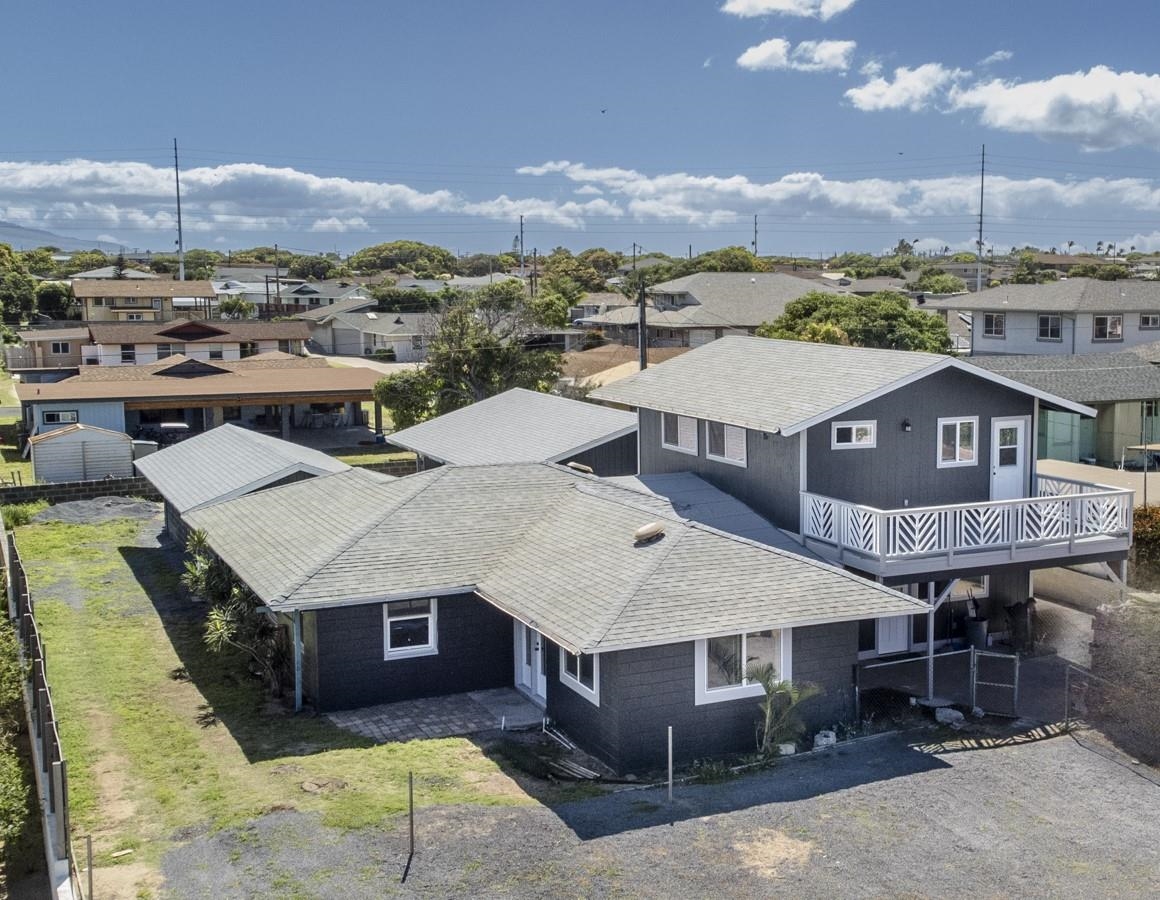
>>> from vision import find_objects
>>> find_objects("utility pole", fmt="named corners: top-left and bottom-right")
top-left (976, 144), bottom-right (986, 293)
top-left (752, 214), bottom-right (758, 258)
top-left (274, 243), bottom-right (282, 312)
top-left (174, 138), bottom-right (186, 281)
top-left (638, 275), bottom-right (647, 372)
top-left (531, 248), bottom-right (538, 297)
top-left (519, 215), bottom-right (525, 278)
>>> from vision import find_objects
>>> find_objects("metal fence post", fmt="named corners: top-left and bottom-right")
top-left (969, 647), bottom-right (977, 710)
top-left (1064, 664), bottom-right (1072, 732)
top-left (1012, 653), bottom-right (1020, 716)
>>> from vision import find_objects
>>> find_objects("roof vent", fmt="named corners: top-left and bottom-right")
top-left (566, 461), bottom-right (594, 474)
top-left (633, 521), bottom-right (665, 545)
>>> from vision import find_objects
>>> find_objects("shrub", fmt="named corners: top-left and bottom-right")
top-left (1, 501), bottom-right (47, 530)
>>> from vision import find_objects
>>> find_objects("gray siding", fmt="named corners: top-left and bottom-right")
top-left (32, 400), bottom-right (126, 434)
top-left (637, 408), bottom-right (801, 531)
top-left (301, 611), bottom-right (319, 703)
top-left (562, 431), bottom-right (638, 477)
top-left (807, 368), bottom-right (1034, 509)
top-left (545, 643), bottom-right (620, 766)
top-left (311, 593), bottom-right (512, 711)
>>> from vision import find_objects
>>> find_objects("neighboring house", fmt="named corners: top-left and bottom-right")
top-left (580, 272), bottom-right (842, 348)
top-left (591, 336), bottom-right (1133, 660)
top-left (72, 279), bottom-right (218, 322)
top-left (274, 281), bottom-right (372, 314)
top-left (185, 462), bottom-right (927, 772)
top-left (309, 311), bottom-right (436, 360)
top-left (212, 265), bottom-right (289, 282)
top-left (394, 274), bottom-right (521, 293)
top-left (386, 388), bottom-right (638, 474)
top-left (924, 278), bottom-right (1160, 356)
top-left (134, 423), bottom-right (352, 544)
top-left (28, 423), bottom-right (135, 483)
top-left (67, 266), bottom-right (158, 280)
top-left (966, 352), bottom-right (1160, 466)
top-left (5, 321), bottom-right (309, 381)
top-left (17, 353), bottom-right (384, 440)
top-left (568, 291), bottom-right (631, 323)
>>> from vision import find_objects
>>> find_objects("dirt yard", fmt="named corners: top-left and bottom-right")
top-left (561, 345), bottom-right (689, 381)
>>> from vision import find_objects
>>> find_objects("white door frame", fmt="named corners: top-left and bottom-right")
top-left (513, 621), bottom-right (548, 705)
top-left (990, 416), bottom-right (1030, 501)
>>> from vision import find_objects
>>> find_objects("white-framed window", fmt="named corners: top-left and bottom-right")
top-left (208, 344), bottom-right (224, 360)
top-left (1093, 314), bottom-right (1123, 341)
top-left (694, 629), bottom-right (791, 705)
top-left (382, 598), bottom-right (438, 659)
top-left (43, 410), bottom-right (78, 425)
top-left (49, 341), bottom-right (70, 354)
top-left (1037, 314), bottom-right (1062, 341)
top-left (706, 421), bottom-right (747, 466)
top-left (559, 648), bottom-right (600, 705)
top-left (126, 313), bottom-right (144, 322)
top-left (411, 335), bottom-right (425, 351)
top-left (156, 343), bottom-right (175, 360)
top-left (151, 298), bottom-right (162, 309)
top-left (982, 313), bottom-right (1005, 338)
top-left (831, 420), bottom-right (876, 449)
top-left (91, 298), bottom-right (105, 307)
top-left (661, 412), bottom-right (698, 455)
top-left (1141, 314), bottom-right (1160, 330)
top-left (120, 344), bottom-right (136, 363)
top-left (938, 416), bottom-right (978, 467)
top-left (950, 575), bottom-right (989, 600)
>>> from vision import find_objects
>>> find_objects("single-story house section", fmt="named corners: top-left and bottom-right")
top-left (309, 311), bottom-right (437, 360)
top-left (386, 388), bottom-right (638, 474)
top-left (83, 320), bottom-right (309, 367)
top-left (5, 327), bottom-right (91, 379)
top-left (16, 353), bottom-right (385, 439)
top-left (134, 423), bottom-right (354, 543)
top-left (966, 352), bottom-right (1160, 466)
top-left (185, 462), bottom-right (927, 772)
top-left (28, 424), bottom-right (135, 483)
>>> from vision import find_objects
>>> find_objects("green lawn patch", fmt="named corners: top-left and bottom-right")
top-left (15, 516), bottom-right (533, 884)
top-left (326, 447), bottom-right (414, 467)
top-left (0, 416), bottom-right (31, 487)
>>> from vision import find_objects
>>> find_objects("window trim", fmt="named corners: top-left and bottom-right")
top-left (982, 312), bottom-right (1006, 339)
top-left (49, 341), bottom-right (71, 355)
top-left (207, 343), bottom-right (224, 361)
top-left (1036, 314), bottom-right (1062, 342)
top-left (1141, 313), bottom-right (1160, 331)
top-left (661, 412), bottom-right (698, 455)
top-left (1092, 314), bottom-right (1124, 342)
top-left (694, 629), bottom-right (792, 706)
top-left (382, 598), bottom-right (438, 660)
top-left (120, 343), bottom-right (136, 363)
top-left (937, 415), bottom-right (979, 468)
top-left (706, 421), bottom-right (747, 467)
top-left (831, 420), bottom-right (877, 450)
top-left (558, 648), bottom-right (600, 706)
top-left (42, 410), bottom-right (78, 425)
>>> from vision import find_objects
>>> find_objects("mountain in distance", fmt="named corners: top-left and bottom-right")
top-left (0, 221), bottom-right (132, 254)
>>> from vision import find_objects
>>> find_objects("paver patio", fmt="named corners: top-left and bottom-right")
top-left (325, 687), bottom-right (544, 742)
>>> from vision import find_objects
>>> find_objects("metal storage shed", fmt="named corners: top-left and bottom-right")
top-left (28, 424), bottom-right (135, 483)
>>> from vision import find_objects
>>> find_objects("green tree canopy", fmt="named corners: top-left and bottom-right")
top-left (288, 255), bottom-right (336, 280)
top-left (0, 271), bottom-right (37, 323)
top-left (455, 253), bottom-right (514, 277)
top-left (350, 241), bottom-right (455, 276)
top-left (1006, 251), bottom-right (1059, 284)
top-left (576, 247), bottom-right (623, 278)
top-left (60, 250), bottom-right (109, 276)
top-left (19, 248), bottom-right (56, 277)
top-left (35, 281), bottom-right (76, 319)
top-left (218, 296), bottom-right (256, 319)
top-left (372, 293), bottom-right (562, 428)
top-left (908, 269), bottom-right (967, 294)
top-left (371, 285), bottom-right (445, 313)
top-left (758, 290), bottom-right (951, 353)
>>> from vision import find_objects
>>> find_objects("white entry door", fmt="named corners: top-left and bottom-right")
top-left (877, 615), bottom-right (910, 655)
top-left (514, 622), bottom-right (548, 705)
top-left (991, 417), bottom-right (1029, 500)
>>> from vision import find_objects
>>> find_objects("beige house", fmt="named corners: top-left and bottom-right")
top-left (72, 279), bottom-right (217, 322)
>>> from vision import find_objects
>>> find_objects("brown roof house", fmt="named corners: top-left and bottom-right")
top-left (72, 279), bottom-right (217, 322)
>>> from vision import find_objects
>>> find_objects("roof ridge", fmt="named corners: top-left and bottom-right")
top-left (283, 468), bottom-right (449, 603)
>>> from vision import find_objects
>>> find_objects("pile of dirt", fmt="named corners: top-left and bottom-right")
top-left (561, 345), bottom-right (689, 380)
top-left (32, 496), bottom-right (161, 525)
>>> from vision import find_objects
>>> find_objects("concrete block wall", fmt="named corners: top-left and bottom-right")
top-left (0, 475), bottom-right (161, 507)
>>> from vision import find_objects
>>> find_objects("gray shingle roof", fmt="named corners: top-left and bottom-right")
top-left (185, 463), bottom-right (927, 653)
top-left (134, 424), bottom-right (352, 514)
top-left (386, 389), bottom-right (637, 465)
top-left (295, 294), bottom-right (379, 321)
top-left (644, 272), bottom-right (843, 329)
top-left (590, 336), bottom-right (1095, 433)
top-left (328, 311), bottom-right (436, 337)
top-left (966, 352), bottom-right (1160, 404)
top-left (922, 278), bottom-right (1160, 313)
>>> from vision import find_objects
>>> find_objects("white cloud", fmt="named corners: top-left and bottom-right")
top-left (721, 0), bottom-right (858, 20)
top-left (978, 49), bottom-right (1013, 66)
top-left (737, 38), bottom-right (856, 73)
top-left (845, 63), bottom-right (968, 111)
top-left (574, 185), bottom-right (604, 195)
top-left (948, 66), bottom-right (1160, 150)
top-left (703, 56), bottom-right (713, 68)
top-left (859, 59), bottom-right (882, 78)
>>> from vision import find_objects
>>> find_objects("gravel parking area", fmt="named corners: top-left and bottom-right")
top-left (161, 731), bottom-right (1160, 898)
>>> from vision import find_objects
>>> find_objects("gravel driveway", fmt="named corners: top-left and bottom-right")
top-left (161, 731), bottom-right (1160, 898)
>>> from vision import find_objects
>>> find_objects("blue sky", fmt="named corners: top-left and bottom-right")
top-left (4, 0), bottom-right (1160, 259)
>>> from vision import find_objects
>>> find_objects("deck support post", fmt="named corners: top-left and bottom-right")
top-left (374, 402), bottom-right (384, 436)
top-left (926, 581), bottom-right (935, 703)
top-left (293, 610), bottom-right (303, 712)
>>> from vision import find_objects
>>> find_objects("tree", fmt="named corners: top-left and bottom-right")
top-left (541, 249), bottom-right (605, 291)
top-left (0, 271), bottom-right (37, 323)
top-left (908, 270), bottom-right (967, 294)
top-left (19, 248), bottom-right (56, 277)
top-left (455, 253), bottom-right (513, 277)
top-left (288, 255), bottom-right (336, 280)
top-left (218, 296), bottom-right (256, 319)
top-left (60, 250), bottom-right (109, 276)
top-left (372, 291), bottom-right (562, 426)
top-left (1007, 251), bottom-right (1059, 284)
top-left (758, 290), bottom-right (952, 353)
top-left (349, 241), bottom-right (455, 276)
top-left (576, 247), bottom-right (623, 278)
top-left (894, 238), bottom-right (915, 257)
top-left (183, 249), bottom-right (224, 281)
top-left (371, 285), bottom-right (445, 313)
top-left (35, 282), bottom-right (76, 319)
top-left (950, 251), bottom-right (977, 263)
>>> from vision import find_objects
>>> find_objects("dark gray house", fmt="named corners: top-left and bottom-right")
top-left (134, 423), bottom-right (354, 544)
top-left (592, 336), bottom-right (1134, 660)
top-left (386, 388), bottom-right (638, 475)
top-left (185, 463), bottom-right (927, 772)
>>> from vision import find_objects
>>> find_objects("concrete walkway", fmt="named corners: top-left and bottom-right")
top-left (325, 688), bottom-right (543, 742)
top-left (317, 354), bottom-right (423, 377)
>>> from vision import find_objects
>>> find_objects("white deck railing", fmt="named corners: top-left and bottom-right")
top-left (802, 475), bottom-right (1132, 566)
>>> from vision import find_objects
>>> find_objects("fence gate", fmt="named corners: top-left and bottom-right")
top-left (971, 649), bottom-right (1020, 716)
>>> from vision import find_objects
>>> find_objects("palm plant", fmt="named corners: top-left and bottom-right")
top-left (747, 663), bottom-right (822, 754)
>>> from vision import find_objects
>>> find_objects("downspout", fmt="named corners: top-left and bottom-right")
top-left (926, 582), bottom-right (935, 702)
top-left (293, 610), bottom-right (303, 712)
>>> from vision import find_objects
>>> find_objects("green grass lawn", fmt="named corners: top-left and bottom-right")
top-left (16, 516), bottom-right (535, 895)
top-left (0, 415), bottom-right (31, 486)
top-left (0, 370), bottom-right (18, 407)
top-left (325, 446), bottom-right (414, 467)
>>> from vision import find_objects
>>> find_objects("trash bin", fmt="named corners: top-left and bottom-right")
top-left (966, 617), bottom-right (989, 650)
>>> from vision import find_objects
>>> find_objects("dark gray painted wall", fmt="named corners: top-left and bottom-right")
top-left (562, 431), bottom-right (639, 476)
top-left (310, 593), bottom-right (512, 711)
top-left (301, 611), bottom-right (319, 702)
top-left (637, 408), bottom-right (801, 531)
top-left (545, 642), bottom-right (620, 766)
top-left (807, 367), bottom-right (1034, 510)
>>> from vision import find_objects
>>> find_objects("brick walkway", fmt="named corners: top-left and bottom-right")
top-left (325, 688), bottom-right (543, 742)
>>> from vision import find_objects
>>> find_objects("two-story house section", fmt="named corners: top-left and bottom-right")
top-left (925, 278), bottom-right (1160, 356)
top-left (72, 279), bottom-right (218, 322)
top-left (591, 336), bottom-right (1133, 658)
